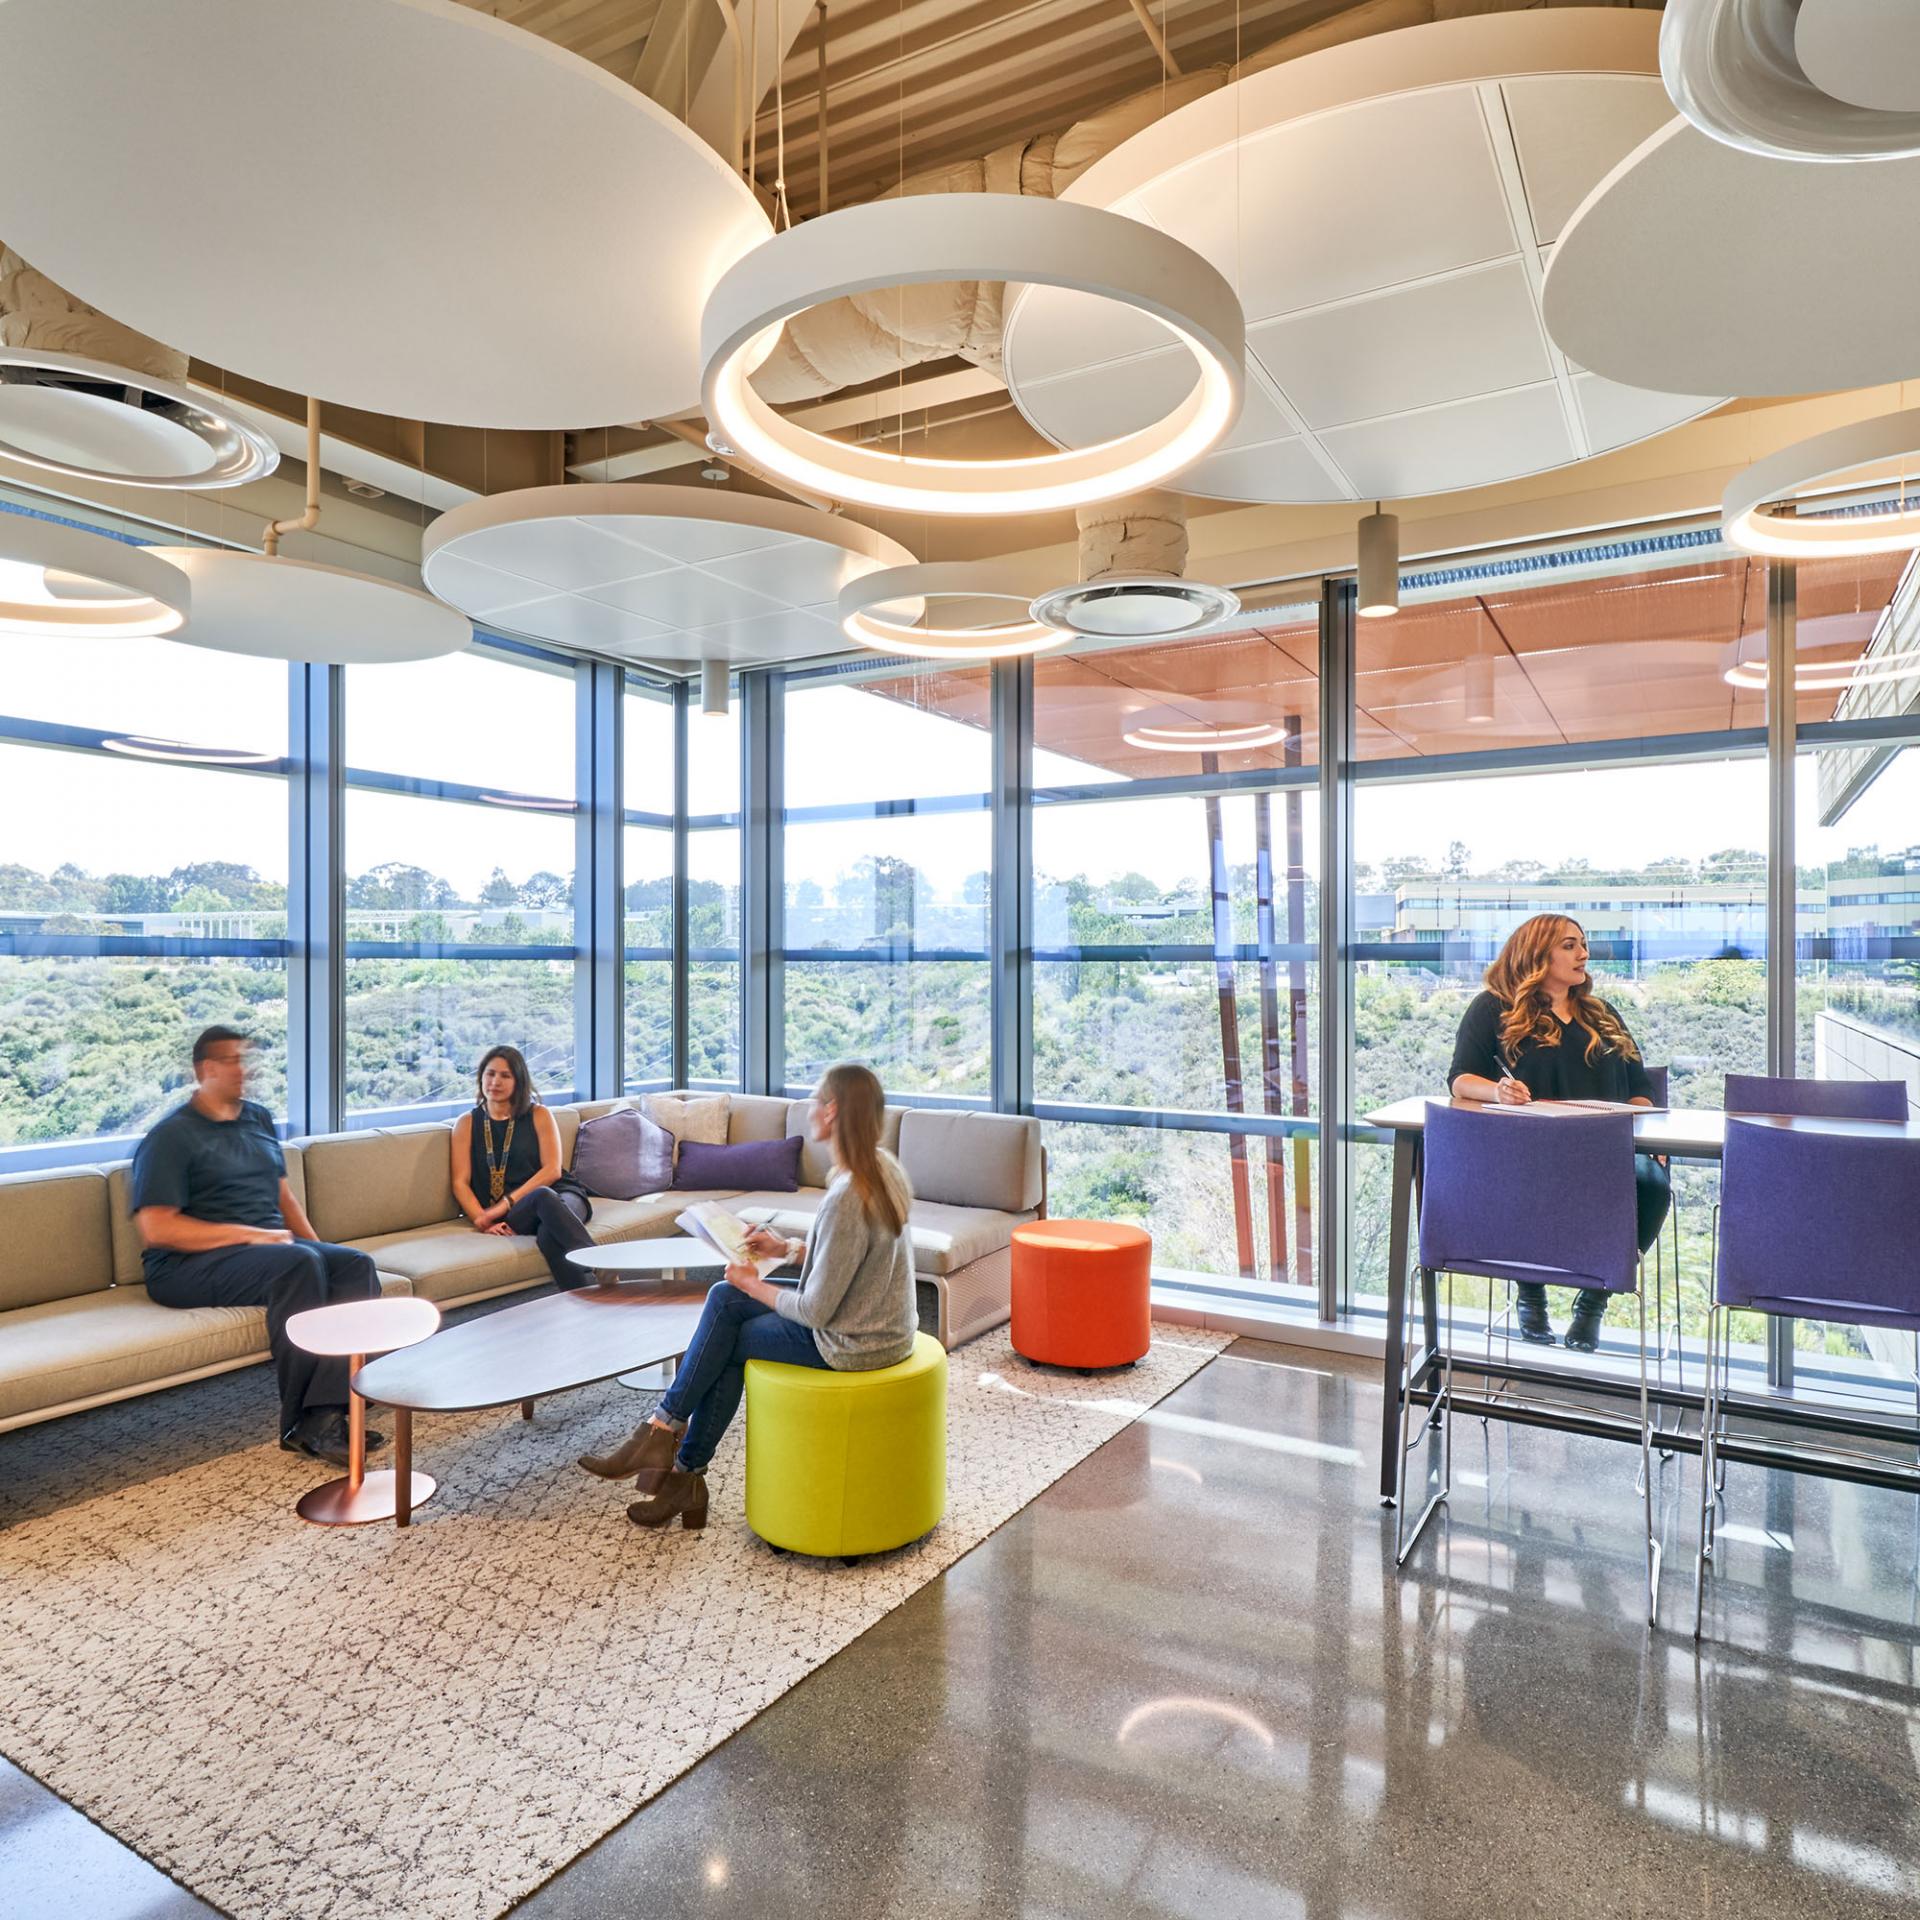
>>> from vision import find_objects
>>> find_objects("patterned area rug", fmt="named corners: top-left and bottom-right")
top-left (0, 1319), bottom-right (1226, 1920)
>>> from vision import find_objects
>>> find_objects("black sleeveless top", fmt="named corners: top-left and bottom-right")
top-left (469, 1105), bottom-right (542, 1205)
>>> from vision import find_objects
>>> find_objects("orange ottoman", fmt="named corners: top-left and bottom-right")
top-left (1010, 1219), bottom-right (1152, 1369)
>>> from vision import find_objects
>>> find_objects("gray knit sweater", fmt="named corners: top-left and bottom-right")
top-left (772, 1152), bottom-right (917, 1370)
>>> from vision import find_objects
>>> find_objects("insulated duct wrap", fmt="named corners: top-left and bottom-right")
top-left (1076, 492), bottom-right (1189, 580)
top-left (0, 247), bottom-right (188, 381)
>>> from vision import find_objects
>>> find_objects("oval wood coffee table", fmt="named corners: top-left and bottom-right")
top-left (354, 1285), bottom-right (705, 1527)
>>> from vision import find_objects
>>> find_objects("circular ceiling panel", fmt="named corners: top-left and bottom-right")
top-left (1002, 11), bottom-right (1719, 505)
top-left (1795, 0), bottom-right (1920, 114)
top-left (154, 549), bottom-right (471, 663)
top-left (1543, 116), bottom-right (1920, 395)
top-left (0, 0), bottom-right (770, 428)
top-left (422, 485), bottom-right (913, 665)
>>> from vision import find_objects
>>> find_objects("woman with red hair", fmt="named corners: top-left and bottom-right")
top-left (1448, 914), bottom-right (1669, 1351)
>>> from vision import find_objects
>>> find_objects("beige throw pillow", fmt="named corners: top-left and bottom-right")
top-left (645, 1091), bottom-right (731, 1148)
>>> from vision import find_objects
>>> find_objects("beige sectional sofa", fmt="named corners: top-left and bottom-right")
top-left (0, 1093), bottom-right (1043, 1434)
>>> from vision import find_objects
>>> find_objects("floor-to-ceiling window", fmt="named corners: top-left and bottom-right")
top-left (781, 661), bottom-right (992, 1098)
top-left (0, 506), bottom-right (291, 1154)
top-left (1028, 608), bottom-right (1324, 1299)
top-left (687, 677), bottom-right (742, 1087)
top-left (343, 640), bottom-right (579, 1119)
top-left (623, 677), bottom-right (676, 1090)
top-left (1347, 541), bottom-right (1780, 1343)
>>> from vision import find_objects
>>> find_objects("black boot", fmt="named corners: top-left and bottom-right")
top-left (1513, 1282), bottom-right (1555, 1346)
top-left (1564, 1289), bottom-right (1609, 1353)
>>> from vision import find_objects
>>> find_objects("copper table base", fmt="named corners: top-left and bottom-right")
top-left (296, 1467), bottom-right (438, 1526)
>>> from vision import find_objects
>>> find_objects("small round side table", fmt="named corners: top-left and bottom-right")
top-left (566, 1235), bottom-right (730, 1390)
top-left (287, 1295), bottom-right (443, 1526)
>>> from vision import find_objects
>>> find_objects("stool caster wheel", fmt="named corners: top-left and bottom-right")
top-left (842, 1556), bottom-right (862, 1569)
top-left (766, 1542), bottom-right (788, 1556)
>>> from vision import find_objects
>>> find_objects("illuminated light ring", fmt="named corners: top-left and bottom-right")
top-left (1723, 409), bottom-right (1920, 560)
top-left (0, 518), bottom-right (188, 637)
top-left (1723, 649), bottom-right (1920, 692)
top-left (0, 349), bottom-right (280, 490)
top-left (1661, 0), bottom-right (1920, 160)
top-left (1115, 1696), bottom-right (1277, 1749)
top-left (838, 563), bottom-right (1073, 660)
top-left (703, 197), bottom-right (1244, 517)
top-left (1124, 718), bottom-right (1291, 753)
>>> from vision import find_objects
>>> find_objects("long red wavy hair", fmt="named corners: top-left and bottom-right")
top-left (1484, 914), bottom-right (1640, 1067)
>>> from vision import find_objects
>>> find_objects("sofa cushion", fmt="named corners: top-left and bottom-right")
top-left (106, 1147), bottom-right (310, 1287)
top-left (725, 1094), bottom-right (791, 1143)
top-left (573, 1106), bottom-right (675, 1199)
top-left (301, 1122), bottom-right (456, 1243)
top-left (573, 1098), bottom-right (635, 1125)
top-left (646, 1091), bottom-right (730, 1147)
top-left (897, 1110), bottom-right (1042, 1213)
top-left (577, 1194), bottom-right (689, 1247)
top-left (550, 1104), bottom-right (581, 1165)
top-left (675, 1134), bottom-right (801, 1193)
top-left (349, 1221), bottom-right (547, 1304)
top-left (0, 1271), bottom-right (411, 1425)
top-left (783, 1101), bottom-right (836, 1187)
top-left (0, 1166), bottom-right (114, 1311)
top-left (735, 1188), bottom-right (1030, 1277)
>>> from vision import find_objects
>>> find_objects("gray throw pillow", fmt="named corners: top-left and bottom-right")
top-left (573, 1106), bottom-right (675, 1200)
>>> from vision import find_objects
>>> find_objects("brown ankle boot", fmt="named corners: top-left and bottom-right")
top-left (627, 1469), bottom-right (708, 1531)
top-left (578, 1419), bottom-right (680, 1483)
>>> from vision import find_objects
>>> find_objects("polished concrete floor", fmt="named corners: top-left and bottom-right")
top-left (7, 1339), bottom-right (1920, 1918)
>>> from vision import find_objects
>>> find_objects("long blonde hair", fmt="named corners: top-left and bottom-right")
top-left (1485, 914), bottom-right (1640, 1067)
top-left (819, 1062), bottom-right (906, 1236)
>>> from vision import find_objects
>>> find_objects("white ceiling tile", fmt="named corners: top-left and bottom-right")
top-left (1319, 383), bottom-right (1574, 498)
top-left (511, 593), bottom-right (676, 650)
top-left (1017, 347), bottom-right (1200, 446)
top-left (1572, 372), bottom-right (1721, 454)
top-left (582, 569), bottom-right (784, 628)
top-left (1138, 86), bottom-right (1517, 322)
top-left (678, 606), bottom-right (845, 665)
top-left (445, 516), bottom-right (652, 592)
top-left (718, 541), bottom-right (881, 607)
top-left (586, 513), bottom-right (793, 565)
top-left (1502, 73), bottom-right (1679, 246)
top-left (1186, 435), bottom-right (1355, 503)
top-left (1004, 282), bottom-right (1183, 386)
top-left (1250, 260), bottom-right (1549, 431)
top-left (419, 550), bottom-right (549, 617)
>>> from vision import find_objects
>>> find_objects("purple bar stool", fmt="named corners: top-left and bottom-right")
top-left (1639, 1067), bottom-right (1689, 1457)
top-left (1724, 1073), bottom-right (1909, 1121)
top-left (1695, 1119), bottom-right (1920, 1639)
top-left (1406, 1103), bottom-right (1662, 1622)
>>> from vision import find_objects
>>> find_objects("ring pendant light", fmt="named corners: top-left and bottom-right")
top-left (0, 348), bottom-right (280, 489)
top-left (0, 516), bottom-right (189, 637)
top-left (839, 563), bottom-right (1070, 660)
top-left (702, 196), bottom-right (1245, 517)
top-left (1124, 715), bottom-right (1291, 753)
top-left (1723, 409), bottom-right (1920, 559)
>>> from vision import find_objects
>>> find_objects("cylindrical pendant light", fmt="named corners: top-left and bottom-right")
top-left (1357, 507), bottom-right (1399, 619)
top-left (699, 659), bottom-right (731, 718)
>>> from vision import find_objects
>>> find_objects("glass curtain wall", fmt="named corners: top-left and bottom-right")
top-left (687, 679), bottom-right (742, 1087)
top-left (343, 642), bottom-right (579, 1118)
top-left (623, 678), bottom-right (675, 1089)
top-left (1029, 609), bottom-right (1324, 1301)
top-left (0, 505), bottom-right (291, 1152)
top-left (781, 661), bottom-right (992, 1098)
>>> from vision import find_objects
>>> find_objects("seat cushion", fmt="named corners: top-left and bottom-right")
top-left (581, 1193), bottom-right (690, 1245)
top-left (896, 1109), bottom-right (1043, 1213)
top-left (300, 1122), bottom-right (456, 1243)
top-left (734, 1190), bottom-right (1029, 1277)
top-left (349, 1222), bottom-right (547, 1304)
top-left (725, 1094), bottom-right (791, 1143)
top-left (0, 1165), bottom-right (114, 1310)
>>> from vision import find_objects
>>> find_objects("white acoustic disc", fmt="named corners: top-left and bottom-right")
top-left (1796, 0), bottom-right (1920, 114)
top-left (421, 486), bottom-right (913, 665)
top-left (1544, 116), bottom-right (1920, 396)
top-left (0, 0), bottom-right (770, 428)
top-left (155, 548), bottom-right (471, 663)
top-left (1002, 10), bottom-right (1717, 504)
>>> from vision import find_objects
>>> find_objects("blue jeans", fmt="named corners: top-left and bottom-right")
top-left (658, 1281), bottom-right (828, 1472)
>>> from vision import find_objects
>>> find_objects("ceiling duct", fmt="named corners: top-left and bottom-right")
top-left (1030, 491), bottom-right (1239, 639)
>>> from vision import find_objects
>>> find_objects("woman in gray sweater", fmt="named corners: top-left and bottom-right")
top-left (578, 1061), bottom-right (917, 1531)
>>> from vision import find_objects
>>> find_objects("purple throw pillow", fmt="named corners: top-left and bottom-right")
top-left (673, 1133), bottom-right (804, 1193)
top-left (573, 1106), bottom-right (675, 1200)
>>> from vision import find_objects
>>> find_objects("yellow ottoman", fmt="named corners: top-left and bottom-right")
top-left (744, 1332), bottom-right (948, 1558)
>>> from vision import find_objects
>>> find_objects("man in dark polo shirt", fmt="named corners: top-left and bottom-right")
top-left (131, 1025), bottom-right (381, 1466)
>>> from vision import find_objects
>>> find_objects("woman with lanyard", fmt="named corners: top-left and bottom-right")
top-left (450, 1044), bottom-right (595, 1289)
top-left (1447, 914), bottom-right (1670, 1352)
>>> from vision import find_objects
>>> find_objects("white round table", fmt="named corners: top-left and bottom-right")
top-left (566, 1237), bottom-right (732, 1389)
top-left (285, 1294), bottom-right (442, 1526)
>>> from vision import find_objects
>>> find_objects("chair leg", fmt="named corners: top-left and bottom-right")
top-left (1395, 1266), bottom-right (1451, 1568)
top-left (1693, 1304), bottom-right (1720, 1642)
top-left (1639, 1286), bottom-right (1660, 1628)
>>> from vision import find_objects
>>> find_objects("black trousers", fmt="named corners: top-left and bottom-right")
top-left (502, 1185), bottom-right (594, 1288)
top-left (148, 1239), bottom-right (379, 1438)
